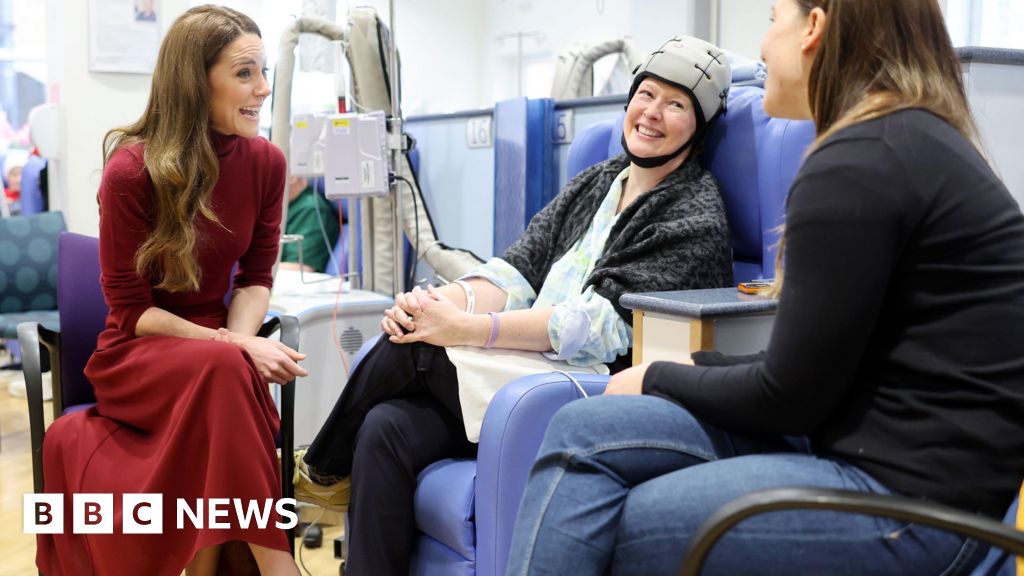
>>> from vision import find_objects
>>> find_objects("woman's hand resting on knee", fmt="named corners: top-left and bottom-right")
top-left (212, 328), bottom-right (308, 384)
top-left (381, 286), bottom-right (488, 348)
top-left (604, 358), bottom-right (691, 395)
top-left (605, 362), bottom-right (650, 395)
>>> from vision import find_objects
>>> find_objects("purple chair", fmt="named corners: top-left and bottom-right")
top-left (17, 232), bottom-right (301, 552)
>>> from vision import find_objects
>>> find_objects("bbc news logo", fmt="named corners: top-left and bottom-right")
top-left (24, 494), bottom-right (298, 534)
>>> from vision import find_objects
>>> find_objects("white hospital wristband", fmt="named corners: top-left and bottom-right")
top-left (455, 280), bottom-right (476, 314)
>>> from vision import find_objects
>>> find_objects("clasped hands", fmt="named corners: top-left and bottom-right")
top-left (381, 285), bottom-right (473, 347)
top-left (210, 328), bottom-right (308, 385)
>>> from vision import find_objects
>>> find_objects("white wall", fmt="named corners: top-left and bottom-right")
top-left (944, 0), bottom-right (973, 46)
top-left (717, 0), bottom-right (771, 61)
top-left (335, 0), bottom-right (487, 116)
top-left (480, 0), bottom-right (696, 104)
top-left (964, 61), bottom-right (1024, 207)
top-left (285, 0), bottom-right (697, 114)
top-left (334, 0), bottom-right (692, 115)
top-left (48, 0), bottom-right (191, 236)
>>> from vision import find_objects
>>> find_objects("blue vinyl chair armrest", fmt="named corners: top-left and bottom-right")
top-left (475, 372), bottom-right (609, 576)
top-left (677, 487), bottom-right (1024, 576)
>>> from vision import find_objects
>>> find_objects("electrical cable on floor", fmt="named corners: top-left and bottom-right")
top-left (297, 504), bottom-right (327, 576)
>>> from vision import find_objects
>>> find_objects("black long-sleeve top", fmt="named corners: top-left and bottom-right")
top-left (643, 109), bottom-right (1024, 519)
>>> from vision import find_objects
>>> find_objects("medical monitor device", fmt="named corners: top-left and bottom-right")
top-left (290, 113), bottom-right (328, 177)
top-left (323, 110), bottom-right (389, 198)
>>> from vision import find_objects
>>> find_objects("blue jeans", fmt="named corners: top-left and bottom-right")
top-left (507, 395), bottom-right (982, 576)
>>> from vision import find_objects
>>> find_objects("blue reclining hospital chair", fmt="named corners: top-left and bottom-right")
top-left (337, 85), bottom-right (825, 576)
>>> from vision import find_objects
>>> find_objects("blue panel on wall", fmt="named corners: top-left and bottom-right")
top-left (526, 98), bottom-right (556, 218)
top-left (492, 97), bottom-right (555, 256)
top-left (493, 98), bottom-right (528, 256)
top-left (405, 115), bottom-right (496, 262)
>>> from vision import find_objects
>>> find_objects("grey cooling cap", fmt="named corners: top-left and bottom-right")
top-left (628, 35), bottom-right (731, 126)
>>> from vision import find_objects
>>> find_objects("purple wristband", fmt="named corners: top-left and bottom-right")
top-left (484, 312), bottom-right (500, 349)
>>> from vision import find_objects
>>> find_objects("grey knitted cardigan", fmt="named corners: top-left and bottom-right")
top-left (503, 153), bottom-right (733, 330)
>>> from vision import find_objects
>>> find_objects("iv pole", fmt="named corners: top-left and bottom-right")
top-left (388, 0), bottom-right (404, 297)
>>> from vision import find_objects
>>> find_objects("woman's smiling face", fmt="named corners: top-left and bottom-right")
top-left (207, 33), bottom-right (270, 138)
top-left (622, 77), bottom-right (698, 162)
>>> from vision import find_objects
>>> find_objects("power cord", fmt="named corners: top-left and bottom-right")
top-left (310, 177), bottom-right (342, 275)
top-left (297, 503), bottom-right (327, 576)
top-left (392, 173), bottom-right (420, 290)
top-left (550, 370), bottom-right (590, 398)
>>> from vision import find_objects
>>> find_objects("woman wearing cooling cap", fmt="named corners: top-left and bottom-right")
top-left (507, 1), bottom-right (1024, 575)
top-left (292, 36), bottom-right (733, 575)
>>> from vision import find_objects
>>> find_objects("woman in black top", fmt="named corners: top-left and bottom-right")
top-left (506, 1), bottom-right (1024, 575)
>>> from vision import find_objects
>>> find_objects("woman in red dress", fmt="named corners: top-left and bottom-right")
top-left (37, 5), bottom-right (305, 575)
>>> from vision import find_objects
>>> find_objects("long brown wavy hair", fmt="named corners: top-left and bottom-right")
top-left (102, 5), bottom-right (261, 292)
top-left (770, 0), bottom-right (979, 294)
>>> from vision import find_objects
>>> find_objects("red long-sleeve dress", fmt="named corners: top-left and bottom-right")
top-left (36, 131), bottom-right (289, 576)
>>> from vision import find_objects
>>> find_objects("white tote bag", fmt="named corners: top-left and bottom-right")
top-left (445, 346), bottom-right (608, 443)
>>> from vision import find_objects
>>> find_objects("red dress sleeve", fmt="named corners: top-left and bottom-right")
top-left (233, 141), bottom-right (285, 290)
top-left (97, 146), bottom-right (155, 338)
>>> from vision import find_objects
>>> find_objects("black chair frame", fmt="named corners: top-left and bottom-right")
top-left (678, 487), bottom-right (1024, 575)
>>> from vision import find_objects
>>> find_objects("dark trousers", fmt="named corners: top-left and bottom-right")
top-left (305, 336), bottom-right (477, 576)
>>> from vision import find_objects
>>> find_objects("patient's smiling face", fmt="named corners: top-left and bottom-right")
top-left (622, 77), bottom-right (698, 163)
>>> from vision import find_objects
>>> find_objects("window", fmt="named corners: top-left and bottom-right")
top-left (0, 0), bottom-right (48, 150)
top-left (946, 0), bottom-right (1024, 49)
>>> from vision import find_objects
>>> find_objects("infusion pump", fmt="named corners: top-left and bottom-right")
top-left (289, 110), bottom-right (389, 198)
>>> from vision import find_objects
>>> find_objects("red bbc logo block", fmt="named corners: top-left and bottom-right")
top-left (123, 494), bottom-right (163, 534)
top-left (23, 494), bottom-right (63, 534)
top-left (73, 494), bottom-right (113, 534)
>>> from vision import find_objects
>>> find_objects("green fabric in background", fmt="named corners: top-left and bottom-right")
top-left (281, 187), bottom-right (341, 272)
